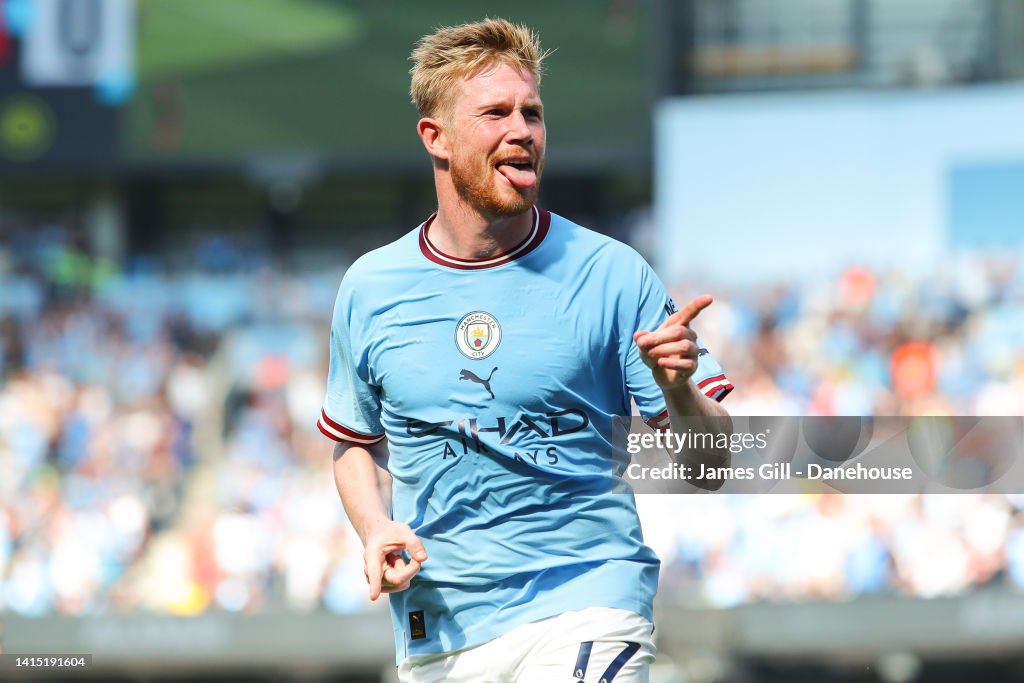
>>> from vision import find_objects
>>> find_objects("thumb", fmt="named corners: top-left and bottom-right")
top-left (402, 527), bottom-right (427, 562)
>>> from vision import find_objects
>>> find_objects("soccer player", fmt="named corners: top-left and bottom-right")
top-left (319, 18), bottom-right (733, 682)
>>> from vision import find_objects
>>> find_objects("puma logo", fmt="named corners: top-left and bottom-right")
top-left (459, 367), bottom-right (498, 399)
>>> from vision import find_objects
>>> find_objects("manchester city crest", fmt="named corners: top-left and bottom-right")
top-left (455, 311), bottom-right (502, 359)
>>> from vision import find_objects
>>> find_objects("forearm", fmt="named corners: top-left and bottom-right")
top-left (662, 379), bottom-right (731, 422)
top-left (333, 441), bottom-right (393, 545)
top-left (662, 380), bottom-right (733, 485)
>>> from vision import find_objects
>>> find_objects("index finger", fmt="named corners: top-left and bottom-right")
top-left (665, 295), bottom-right (713, 328)
top-left (366, 551), bottom-right (384, 601)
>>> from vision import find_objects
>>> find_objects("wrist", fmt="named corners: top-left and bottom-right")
top-left (661, 378), bottom-right (701, 404)
top-left (662, 379), bottom-right (725, 418)
top-left (360, 515), bottom-right (392, 544)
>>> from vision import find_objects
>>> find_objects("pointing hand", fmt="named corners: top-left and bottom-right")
top-left (633, 295), bottom-right (713, 389)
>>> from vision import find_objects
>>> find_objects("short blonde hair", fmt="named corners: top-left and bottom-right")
top-left (410, 18), bottom-right (548, 120)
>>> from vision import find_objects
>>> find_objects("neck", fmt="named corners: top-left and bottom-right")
top-left (428, 185), bottom-right (535, 260)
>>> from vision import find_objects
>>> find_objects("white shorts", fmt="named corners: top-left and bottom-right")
top-left (396, 607), bottom-right (656, 683)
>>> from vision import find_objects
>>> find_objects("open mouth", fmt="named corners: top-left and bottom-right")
top-left (494, 157), bottom-right (537, 188)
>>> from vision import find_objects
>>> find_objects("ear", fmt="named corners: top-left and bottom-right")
top-left (417, 117), bottom-right (450, 161)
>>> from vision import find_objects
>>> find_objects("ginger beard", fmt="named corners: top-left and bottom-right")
top-left (449, 143), bottom-right (544, 219)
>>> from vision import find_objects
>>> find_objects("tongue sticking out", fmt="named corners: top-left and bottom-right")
top-left (496, 163), bottom-right (537, 189)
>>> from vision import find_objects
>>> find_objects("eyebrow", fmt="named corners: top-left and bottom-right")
top-left (474, 100), bottom-right (544, 113)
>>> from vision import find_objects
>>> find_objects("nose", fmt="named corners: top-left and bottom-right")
top-left (507, 110), bottom-right (533, 144)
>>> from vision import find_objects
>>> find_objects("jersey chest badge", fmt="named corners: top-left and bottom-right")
top-left (455, 311), bottom-right (502, 359)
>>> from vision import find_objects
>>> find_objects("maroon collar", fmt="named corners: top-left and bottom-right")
top-left (419, 206), bottom-right (551, 270)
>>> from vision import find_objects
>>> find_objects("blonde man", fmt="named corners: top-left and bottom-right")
top-left (321, 18), bottom-right (733, 682)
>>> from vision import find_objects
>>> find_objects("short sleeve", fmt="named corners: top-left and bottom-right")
top-left (624, 259), bottom-right (733, 431)
top-left (317, 275), bottom-right (386, 445)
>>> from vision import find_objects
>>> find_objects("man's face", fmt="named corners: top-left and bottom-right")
top-left (444, 62), bottom-right (546, 218)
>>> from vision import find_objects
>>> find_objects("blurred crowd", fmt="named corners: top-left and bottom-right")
top-left (1, 216), bottom-right (1024, 617)
top-left (641, 493), bottom-right (1024, 607)
top-left (0, 217), bottom-right (207, 615)
top-left (673, 256), bottom-right (1024, 417)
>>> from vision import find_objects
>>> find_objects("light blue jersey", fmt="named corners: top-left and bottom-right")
top-left (319, 208), bottom-right (732, 663)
